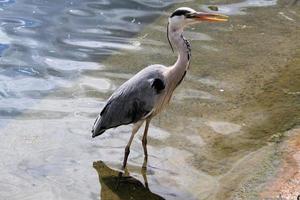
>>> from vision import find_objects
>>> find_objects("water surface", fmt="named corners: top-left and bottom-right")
top-left (0, 0), bottom-right (299, 199)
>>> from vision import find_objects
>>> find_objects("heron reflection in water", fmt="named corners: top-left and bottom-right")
top-left (92, 7), bottom-right (228, 169)
top-left (93, 161), bottom-right (164, 200)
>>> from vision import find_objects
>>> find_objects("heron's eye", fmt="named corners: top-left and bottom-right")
top-left (170, 10), bottom-right (191, 18)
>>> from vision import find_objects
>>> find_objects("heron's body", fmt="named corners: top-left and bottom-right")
top-left (92, 7), bottom-right (228, 169)
top-left (93, 64), bottom-right (166, 134)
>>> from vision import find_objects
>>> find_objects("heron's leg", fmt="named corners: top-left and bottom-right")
top-left (142, 118), bottom-right (151, 161)
top-left (122, 120), bottom-right (144, 169)
top-left (141, 156), bottom-right (149, 189)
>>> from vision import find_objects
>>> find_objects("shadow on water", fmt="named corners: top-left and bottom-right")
top-left (93, 160), bottom-right (164, 200)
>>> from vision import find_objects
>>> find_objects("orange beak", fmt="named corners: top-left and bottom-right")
top-left (190, 12), bottom-right (228, 22)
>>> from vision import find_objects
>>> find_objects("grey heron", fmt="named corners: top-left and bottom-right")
top-left (92, 7), bottom-right (228, 169)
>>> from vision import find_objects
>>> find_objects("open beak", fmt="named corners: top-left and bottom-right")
top-left (190, 12), bottom-right (228, 22)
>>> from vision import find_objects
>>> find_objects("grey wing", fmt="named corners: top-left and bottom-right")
top-left (92, 65), bottom-right (166, 137)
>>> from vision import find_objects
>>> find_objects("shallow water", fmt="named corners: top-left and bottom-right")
top-left (0, 0), bottom-right (299, 199)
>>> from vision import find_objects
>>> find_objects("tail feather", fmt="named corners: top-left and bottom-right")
top-left (91, 114), bottom-right (106, 138)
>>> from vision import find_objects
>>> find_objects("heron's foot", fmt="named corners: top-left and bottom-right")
top-left (124, 166), bottom-right (129, 176)
top-left (142, 156), bottom-right (148, 170)
top-left (115, 170), bottom-right (132, 190)
top-left (141, 157), bottom-right (149, 189)
top-left (122, 162), bottom-right (127, 171)
top-left (115, 171), bottom-right (123, 190)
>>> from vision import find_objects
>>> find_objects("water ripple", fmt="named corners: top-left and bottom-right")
top-left (0, 0), bottom-right (15, 7)
top-left (0, 17), bottom-right (41, 28)
top-left (63, 39), bottom-right (142, 51)
top-left (67, 9), bottom-right (96, 17)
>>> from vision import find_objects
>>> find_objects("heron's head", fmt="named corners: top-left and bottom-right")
top-left (168, 7), bottom-right (228, 31)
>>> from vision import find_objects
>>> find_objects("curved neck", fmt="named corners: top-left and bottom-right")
top-left (167, 24), bottom-right (191, 87)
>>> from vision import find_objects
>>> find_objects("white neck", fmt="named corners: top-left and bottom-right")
top-left (167, 24), bottom-right (191, 88)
